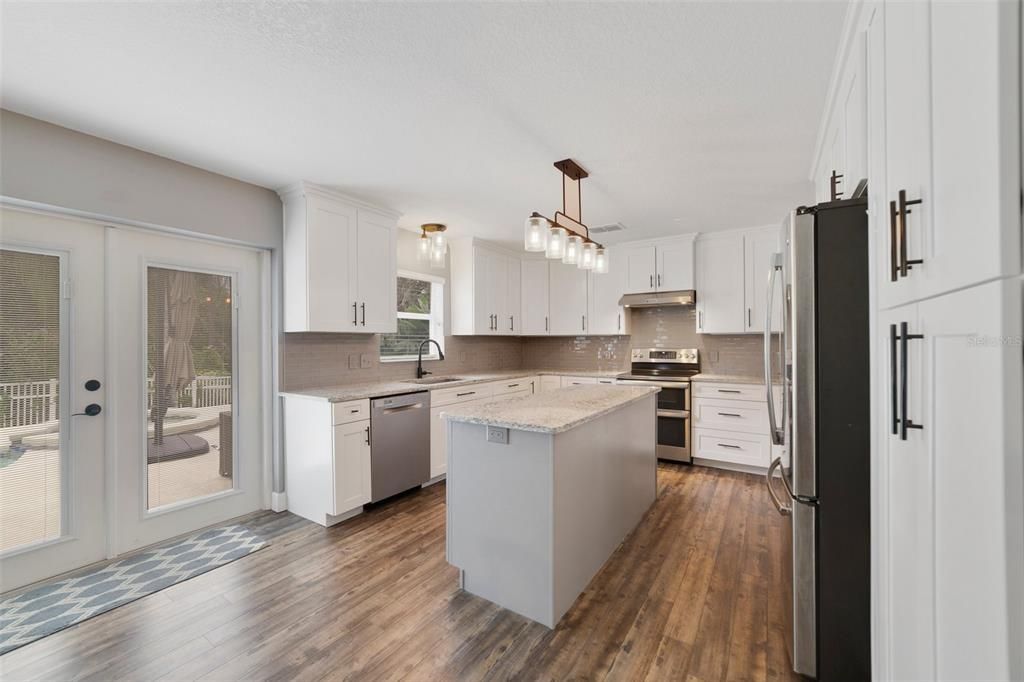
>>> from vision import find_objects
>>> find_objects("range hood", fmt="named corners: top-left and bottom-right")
top-left (618, 290), bottom-right (696, 308)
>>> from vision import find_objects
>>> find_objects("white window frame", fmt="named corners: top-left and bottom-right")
top-left (380, 269), bottom-right (445, 363)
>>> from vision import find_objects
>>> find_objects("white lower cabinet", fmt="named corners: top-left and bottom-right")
top-left (692, 382), bottom-right (774, 469)
top-left (284, 396), bottom-right (372, 526)
top-left (876, 279), bottom-right (1023, 681)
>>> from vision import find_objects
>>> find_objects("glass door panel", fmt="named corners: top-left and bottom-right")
top-left (0, 249), bottom-right (63, 551)
top-left (145, 267), bottom-right (235, 510)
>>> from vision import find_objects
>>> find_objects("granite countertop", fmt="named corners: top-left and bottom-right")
top-left (280, 369), bottom-right (624, 402)
top-left (441, 384), bottom-right (659, 435)
top-left (691, 373), bottom-right (768, 385)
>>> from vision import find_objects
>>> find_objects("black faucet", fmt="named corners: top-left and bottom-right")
top-left (416, 338), bottom-right (445, 379)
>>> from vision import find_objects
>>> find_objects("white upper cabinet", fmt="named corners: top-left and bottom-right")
top-left (742, 227), bottom-right (783, 333)
top-left (520, 258), bottom-right (550, 335)
top-left (281, 183), bottom-right (398, 333)
top-left (812, 32), bottom-right (867, 204)
top-left (548, 262), bottom-right (589, 335)
top-left (450, 239), bottom-right (521, 336)
top-left (878, 0), bottom-right (1020, 309)
top-left (695, 234), bottom-right (745, 334)
top-left (588, 247), bottom-right (630, 335)
top-left (621, 236), bottom-right (695, 294)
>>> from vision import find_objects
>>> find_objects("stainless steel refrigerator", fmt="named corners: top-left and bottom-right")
top-left (764, 197), bottom-right (871, 680)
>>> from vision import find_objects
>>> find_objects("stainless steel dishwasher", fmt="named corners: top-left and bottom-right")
top-left (369, 391), bottom-right (430, 502)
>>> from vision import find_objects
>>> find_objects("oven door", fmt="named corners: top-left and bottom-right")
top-left (616, 379), bottom-right (692, 462)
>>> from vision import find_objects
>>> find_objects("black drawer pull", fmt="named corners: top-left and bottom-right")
top-left (717, 389), bottom-right (741, 394)
top-left (717, 412), bottom-right (742, 418)
top-left (457, 391), bottom-right (476, 397)
top-left (718, 443), bottom-right (742, 450)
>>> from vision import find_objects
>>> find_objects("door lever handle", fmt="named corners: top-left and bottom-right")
top-left (73, 404), bottom-right (102, 417)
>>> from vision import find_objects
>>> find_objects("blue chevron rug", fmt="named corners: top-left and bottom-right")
top-left (0, 524), bottom-right (267, 655)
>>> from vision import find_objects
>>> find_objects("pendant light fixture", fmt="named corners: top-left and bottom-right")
top-left (419, 223), bottom-right (448, 269)
top-left (525, 158), bottom-right (605, 275)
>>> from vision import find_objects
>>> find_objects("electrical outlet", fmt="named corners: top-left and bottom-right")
top-left (486, 426), bottom-right (509, 445)
top-left (348, 354), bottom-right (359, 369)
top-left (708, 350), bottom-right (720, 363)
top-left (360, 354), bottom-right (372, 369)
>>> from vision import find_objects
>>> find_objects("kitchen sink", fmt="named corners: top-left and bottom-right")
top-left (410, 376), bottom-right (466, 385)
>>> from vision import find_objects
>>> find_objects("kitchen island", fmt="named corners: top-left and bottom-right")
top-left (443, 384), bottom-right (659, 628)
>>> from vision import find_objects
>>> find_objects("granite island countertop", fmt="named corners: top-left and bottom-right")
top-left (441, 384), bottom-right (659, 434)
top-left (280, 369), bottom-right (624, 403)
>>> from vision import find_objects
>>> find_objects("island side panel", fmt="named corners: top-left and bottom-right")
top-left (551, 393), bottom-right (658, 623)
top-left (446, 419), bottom-right (556, 627)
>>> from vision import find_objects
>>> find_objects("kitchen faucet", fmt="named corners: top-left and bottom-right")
top-left (416, 338), bottom-right (445, 379)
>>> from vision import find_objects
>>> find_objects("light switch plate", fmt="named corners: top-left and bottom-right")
top-left (348, 354), bottom-right (359, 369)
top-left (486, 426), bottom-right (509, 445)
top-left (360, 354), bottom-right (372, 369)
top-left (708, 350), bottom-right (720, 363)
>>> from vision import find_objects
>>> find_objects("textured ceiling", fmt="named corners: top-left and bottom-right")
top-left (1, 1), bottom-right (847, 247)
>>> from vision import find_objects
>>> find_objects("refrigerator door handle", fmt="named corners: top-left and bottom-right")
top-left (764, 253), bottom-right (785, 445)
top-left (766, 457), bottom-right (792, 516)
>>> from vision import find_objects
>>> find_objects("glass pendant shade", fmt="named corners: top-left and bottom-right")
top-left (417, 234), bottom-right (431, 262)
top-left (429, 244), bottom-right (446, 268)
top-left (579, 242), bottom-right (597, 270)
top-left (546, 226), bottom-right (568, 259)
top-left (563, 235), bottom-right (582, 265)
top-left (594, 247), bottom-right (609, 274)
top-left (524, 216), bottom-right (548, 252)
top-left (431, 230), bottom-right (447, 254)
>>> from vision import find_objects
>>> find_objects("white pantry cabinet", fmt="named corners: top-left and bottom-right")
top-left (284, 396), bottom-right (372, 526)
top-left (620, 236), bottom-right (695, 294)
top-left (548, 262), bottom-right (589, 335)
top-left (876, 0), bottom-right (1020, 309)
top-left (742, 228), bottom-right (783, 333)
top-left (588, 247), bottom-right (630, 335)
top-left (450, 239), bottom-right (521, 335)
top-left (280, 183), bottom-right (398, 333)
top-left (875, 280), bottom-right (1023, 681)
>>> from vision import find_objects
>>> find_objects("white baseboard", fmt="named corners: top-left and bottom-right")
top-left (270, 491), bottom-right (288, 512)
top-left (422, 473), bottom-right (446, 487)
top-left (692, 458), bottom-right (770, 476)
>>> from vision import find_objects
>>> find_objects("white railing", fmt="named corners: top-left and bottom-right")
top-left (1, 375), bottom-right (232, 427)
top-left (0, 379), bottom-right (58, 428)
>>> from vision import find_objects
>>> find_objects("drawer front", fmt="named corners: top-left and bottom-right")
top-left (595, 377), bottom-right (617, 385)
top-left (561, 376), bottom-right (598, 387)
top-left (693, 382), bottom-right (766, 401)
top-left (432, 383), bottom-right (494, 407)
top-left (692, 397), bottom-right (768, 434)
top-left (539, 376), bottom-right (562, 392)
top-left (493, 377), bottom-right (535, 396)
top-left (332, 399), bottom-right (370, 425)
top-left (693, 428), bottom-right (771, 468)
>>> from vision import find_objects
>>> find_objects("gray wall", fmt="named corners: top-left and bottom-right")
top-left (0, 109), bottom-right (281, 248)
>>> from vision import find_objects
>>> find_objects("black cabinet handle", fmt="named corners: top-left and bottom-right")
top-left (617, 313), bottom-right (621, 331)
top-left (657, 273), bottom-right (662, 287)
top-left (456, 391), bottom-right (476, 397)
top-left (365, 426), bottom-right (370, 446)
top-left (582, 315), bottom-right (586, 332)
top-left (718, 389), bottom-right (741, 394)
top-left (361, 302), bottom-right (366, 326)
top-left (510, 315), bottom-right (514, 331)
top-left (890, 324), bottom-right (899, 435)
top-left (717, 412), bottom-right (742, 418)
top-left (830, 169), bottom-right (844, 201)
top-left (896, 190), bottom-right (924, 279)
top-left (718, 443), bottom-right (742, 450)
top-left (650, 274), bottom-right (654, 288)
top-left (545, 317), bottom-right (549, 332)
top-left (889, 200), bottom-right (900, 282)
top-left (353, 302), bottom-right (358, 326)
top-left (898, 321), bottom-right (924, 440)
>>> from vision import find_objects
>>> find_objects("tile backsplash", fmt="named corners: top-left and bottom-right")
top-left (282, 306), bottom-right (773, 390)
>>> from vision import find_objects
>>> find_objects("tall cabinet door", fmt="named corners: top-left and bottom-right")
top-left (520, 259), bottom-right (549, 334)
top-left (743, 228), bottom-right (782, 333)
top-left (622, 245), bottom-right (656, 293)
top-left (548, 264), bottom-right (588, 335)
top-left (695, 235), bottom-right (745, 334)
top-left (354, 210), bottom-right (396, 333)
top-left (916, 280), bottom-right (1023, 681)
top-left (305, 195), bottom-right (357, 331)
top-left (588, 247), bottom-right (629, 335)
top-left (879, 0), bottom-right (931, 308)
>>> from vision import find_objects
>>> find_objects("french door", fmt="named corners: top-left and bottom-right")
top-left (0, 208), bottom-right (266, 591)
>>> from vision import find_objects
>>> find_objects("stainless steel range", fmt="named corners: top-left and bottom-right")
top-left (616, 347), bottom-right (699, 463)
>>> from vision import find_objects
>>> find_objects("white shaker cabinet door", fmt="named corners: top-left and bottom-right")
top-left (304, 195), bottom-right (357, 332)
top-left (429, 406), bottom-right (446, 479)
top-left (548, 264), bottom-right (588, 335)
top-left (520, 259), bottom-right (550, 335)
top-left (695, 234), bottom-right (745, 334)
top-left (354, 210), bottom-right (397, 333)
top-left (657, 238), bottom-right (694, 291)
top-left (743, 228), bottom-right (782, 333)
top-left (622, 245), bottom-right (657, 293)
top-left (506, 257), bottom-right (521, 335)
top-left (332, 419), bottom-right (372, 516)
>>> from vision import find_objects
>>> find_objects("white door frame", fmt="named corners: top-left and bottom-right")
top-left (0, 200), bottom-right (276, 586)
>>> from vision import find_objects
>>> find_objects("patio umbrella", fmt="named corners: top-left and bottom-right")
top-left (152, 270), bottom-right (197, 446)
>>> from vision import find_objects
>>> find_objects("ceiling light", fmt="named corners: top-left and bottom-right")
top-left (563, 235), bottom-right (582, 265)
top-left (546, 226), bottom-right (567, 260)
top-left (420, 223), bottom-right (447, 269)
top-left (524, 214), bottom-right (548, 252)
top-left (526, 158), bottom-right (605, 275)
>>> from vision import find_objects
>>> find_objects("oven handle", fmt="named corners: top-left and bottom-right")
top-left (616, 379), bottom-right (691, 389)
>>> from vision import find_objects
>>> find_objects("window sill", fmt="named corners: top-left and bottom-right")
top-left (380, 355), bottom-right (441, 364)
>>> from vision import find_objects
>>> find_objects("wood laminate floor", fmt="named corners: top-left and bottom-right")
top-left (0, 463), bottom-right (800, 681)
